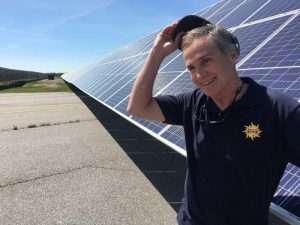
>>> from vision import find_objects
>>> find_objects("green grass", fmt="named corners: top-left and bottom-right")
top-left (0, 77), bottom-right (72, 93)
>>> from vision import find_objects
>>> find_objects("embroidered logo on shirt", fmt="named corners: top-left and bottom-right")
top-left (243, 122), bottom-right (262, 141)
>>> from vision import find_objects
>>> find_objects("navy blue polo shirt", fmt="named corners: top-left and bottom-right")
top-left (155, 77), bottom-right (300, 225)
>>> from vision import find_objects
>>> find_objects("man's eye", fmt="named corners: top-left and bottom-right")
top-left (187, 66), bottom-right (195, 71)
top-left (202, 58), bottom-right (210, 64)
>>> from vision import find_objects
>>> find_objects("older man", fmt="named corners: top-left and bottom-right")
top-left (127, 15), bottom-right (300, 225)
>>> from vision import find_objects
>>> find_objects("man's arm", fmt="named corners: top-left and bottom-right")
top-left (127, 22), bottom-right (182, 121)
top-left (284, 105), bottom-right (300, 166)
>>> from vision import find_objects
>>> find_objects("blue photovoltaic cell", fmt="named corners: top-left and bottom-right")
top-left (233, 16), bottom-right (289, 64)
top-left (153, 72), bottom-right (182, 94)
top-left (208, 0), bottom-right (244, 25)
top-left (79, 65), bottom-right (111, 89)
top-left (219, 0), bottom-right (266, 28)
top-left (161, 125), bottom-right (186, 149)
top-left (114, 96), bottom-right (131, 116)
top-left (62, 0), bottom-right (300, 220)
top-left (160, 53), bottom-right (185, 72)
top-left (104, 79), bottom-right (135, 107)
top-left (138, 32), bottom-right (158, 52)
top-left (86, 66), bottom-right (130, 93)
top-left (160, 71), bottom-right (196, 96)
top-left (284, 85), bottom-right (300, 100)
top-left (84, 73), bottom-right (111, 93)
top-left (94, 56), bottom-right (147, 101)
top-left (238, 68), bottom-right (300, 100)
top-left (90, 58), bottom-right (138, 97)
top-left (196, 1), bottom-right (226, 19)
top-left (73, 72), bottom-right (95, 90)
top-left (73, 65), bottom-right (104, 85)
top-left (134, 33), bottom-right (157, 53)
top-left (273, 163), bottom-right (300, 217)
top-left (99, 72), bottom-right (141, 102)
top-left (248, 0), bottom-right (300, 23)
top-left (105, 36), bottom-right (149, 61)
top-left (240, 15), bottom-right (300, 69)
top-left (92, 62), bottom-right (118, 75)
top-left (87, 75), bottom-right (115, 96)
top-left (99, 47), bottom-right (132, 64)
top-left (159, 50), bottom-right (182, 71)
top-left (97, 75), bottom-right (136, 102)
top-left (194, 7), bottom-right (211, 17)
top-left (110, 58), bottom-right (139, 74)
top-left (132, 117), bottom-right (167, 134)
top-left (81, 64), bottom-right (118, 91)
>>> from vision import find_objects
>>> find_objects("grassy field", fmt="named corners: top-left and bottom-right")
top-left (0, 76), bottom-right (73, 93)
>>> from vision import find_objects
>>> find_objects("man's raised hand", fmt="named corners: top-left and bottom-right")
top-left (153, 21), bottom-right (184, 58)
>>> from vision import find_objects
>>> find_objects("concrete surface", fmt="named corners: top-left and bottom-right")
top-left (0, 92), bottom-right (177, 225)
top-left (0, 93), bottom-right (95, 131)
top-left (0, 91), bottom-right (292, 225)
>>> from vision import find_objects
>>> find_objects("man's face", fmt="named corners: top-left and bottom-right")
top-left (183, 36), bottom-right (237, 100)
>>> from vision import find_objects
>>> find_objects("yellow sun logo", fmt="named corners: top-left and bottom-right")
top-left (243, 122), bottom-right (262, 141)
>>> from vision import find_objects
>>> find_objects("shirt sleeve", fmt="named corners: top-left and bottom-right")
top-left (284, 104), bottom-right (300, 167)
top-left (155, 92), bottom-right (191, 126)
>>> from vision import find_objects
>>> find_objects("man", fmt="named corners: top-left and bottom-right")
top-left (127, 15), bottom-right (300, 225)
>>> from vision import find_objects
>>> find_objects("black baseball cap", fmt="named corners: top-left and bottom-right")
top-left (172, 15), bottom-right (211, 41)
top-left (172, 15), bottom-right (240, 53)
top-left (172, 15), bottom-right (211, 50)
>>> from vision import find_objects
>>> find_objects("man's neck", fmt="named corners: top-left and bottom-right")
top-left (212, 78), bottom-right (246, 111)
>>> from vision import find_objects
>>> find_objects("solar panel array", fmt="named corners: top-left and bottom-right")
top-left (62, 0), bottom-right (300, 222)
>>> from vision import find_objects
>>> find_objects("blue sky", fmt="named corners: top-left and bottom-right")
top-left (0, 0), bottom-right (218, 73)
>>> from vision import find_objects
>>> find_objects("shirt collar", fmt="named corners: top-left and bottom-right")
top-left (202, 77), bottom-right (266, 112)
top-left (238, 77), bottom-right (266, 108)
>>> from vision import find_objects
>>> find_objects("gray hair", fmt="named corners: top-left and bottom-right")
top-left (181, 24), bottom-right (240, 57)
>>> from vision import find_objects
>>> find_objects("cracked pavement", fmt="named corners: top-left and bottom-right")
top-left (0, 92), bottom-right (177, 225)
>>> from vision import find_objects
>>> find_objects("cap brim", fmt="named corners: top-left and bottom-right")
top-left (172, 15), bottom-right (212, 42)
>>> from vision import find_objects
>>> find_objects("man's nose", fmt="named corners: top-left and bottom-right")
top-left (195, 66), bottom-right (206, 79)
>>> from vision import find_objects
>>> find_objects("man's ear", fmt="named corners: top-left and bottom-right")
top-left (230, 48), bottom-right (238, 64)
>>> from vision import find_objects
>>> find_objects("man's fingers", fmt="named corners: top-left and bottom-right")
top-left (175, 31), bottom-right (185, 41)
top-left (161, 21), bottom-right (179, 36)
top-left (154, 20), bottom-right (182, 54)
top-left (174, 31), bottom-right (186, 48)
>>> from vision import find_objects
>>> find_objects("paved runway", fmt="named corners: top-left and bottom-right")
top-left (0, 92), bottom-right (179, 225)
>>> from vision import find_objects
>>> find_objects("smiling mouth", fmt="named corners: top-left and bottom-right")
top-left (201, 77), bottom-right (216, 86)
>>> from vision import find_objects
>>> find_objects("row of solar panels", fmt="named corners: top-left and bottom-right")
top-left (0, 67), bottom-right (48, 83)
top-left (62, 0), bottom-right (300, 223)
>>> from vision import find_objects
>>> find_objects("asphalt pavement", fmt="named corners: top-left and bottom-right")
top-left (0, 92), bottom-right (180, 225)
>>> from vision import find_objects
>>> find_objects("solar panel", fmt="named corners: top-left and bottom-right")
top-left (104, 79), bottom-right (136, 107)
top-left (207, 0), bottom-right (247, 25)
top-left (233, 16), bottom-right (290, 64)
top-left (240, 14), bottom-right (300, 69)
top-left (247, 0), bottom-right (300, 22)
top-left (159, 71), bottom-right (195, 95)
top-left (161, 125), bottom-right (186, 149)
top-left (62, 0), bottom-right (300, 222)
top-left (239, 68), bottom-right (300, 99)
top-left (218, 0), bottom-right (267, 28)
top-left (132, 117), bottom-right (167, 134)
top-left (273, 163), bottom-right (300, 218)
top-left (197, 1), bottom-right (227, 19)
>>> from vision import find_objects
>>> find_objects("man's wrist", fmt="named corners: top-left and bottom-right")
top-left (150, 44), bottom-right (167, 61)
